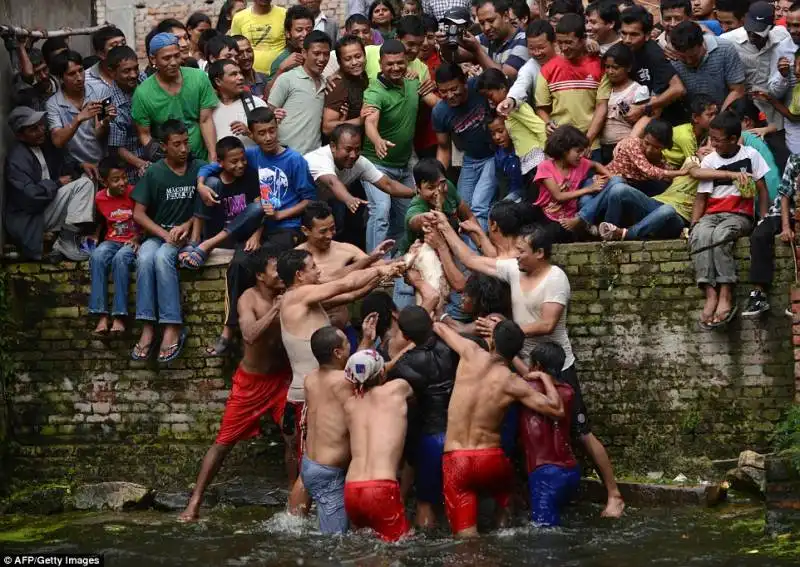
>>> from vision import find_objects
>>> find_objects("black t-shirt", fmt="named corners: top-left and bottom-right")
top-left (195, 169), bottom-right (260, 237)
top-left (631, 40), bottom-right (687, 124)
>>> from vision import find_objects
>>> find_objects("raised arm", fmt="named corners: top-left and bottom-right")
top-left (505, 371), bottom-right (564, 418)
top-left (432, 321), bottom-right (479, 358)
top-left (238, 294), bottom-right (282, 345)
top-left (296, 263), bottom-right (398, 306)
top-left (432, 212), bottom-right (499, 276)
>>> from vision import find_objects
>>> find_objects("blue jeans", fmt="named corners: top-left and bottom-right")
top-left (88, 240), bottom-right (137, 317)
top-left (458, 155), bottom-right (496, 231)
top-left (136, 237), bottom-right (189, 324)
top-left (363, 164), bottom-right (412, 254)
top-left (577, 176), bottom-right (626, 225)
top-left (529, 464), bottom-right (581, 526)
top-left (595, 180), bottom-right (686, 239)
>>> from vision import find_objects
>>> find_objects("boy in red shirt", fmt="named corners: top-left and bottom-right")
top-left (89, 157), bottom-right (141, 334)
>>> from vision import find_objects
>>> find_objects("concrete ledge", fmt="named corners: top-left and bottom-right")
top-left (578, 478), bottom-right (717, 507)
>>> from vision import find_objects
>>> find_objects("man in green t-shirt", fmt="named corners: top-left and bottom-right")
top-left (362, 39), bottom-right (439, 254)
top-left (131, 120), bottom-right (206, 365)
top-left (132, 33), bottom-right (219, 162)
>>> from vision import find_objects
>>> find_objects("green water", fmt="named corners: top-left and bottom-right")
top-left (1, 503), bottom-right (797, 566)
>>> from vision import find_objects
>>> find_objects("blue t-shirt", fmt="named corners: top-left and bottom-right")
top-left (494, 146), bottom-right (523, 199)
top-left (198, 146), bottom-right (316, 231)
top-left (700, 19), bottom-right (723, 36)
top-left (432, 78), bottom-right (494, 160)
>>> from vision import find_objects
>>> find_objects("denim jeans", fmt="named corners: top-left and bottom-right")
top-left (458, 155), bottom-right (496, 231)
top-left (88, 240), bottom-right (137, 317)
top-left (363, 164), bottom-right (412, 254)
top-left (136, 237), bottom-right (190, 324)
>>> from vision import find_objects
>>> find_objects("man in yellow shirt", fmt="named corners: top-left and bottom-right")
top-left (230, 0), bottom-right (287, 74)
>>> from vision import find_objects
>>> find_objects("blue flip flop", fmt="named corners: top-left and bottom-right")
top-left (158, 328), bottom-right (188, 364)
top-left (179, 246), bottom-right (208, 270)
top-left (131, 341), bottom-right (154, 361)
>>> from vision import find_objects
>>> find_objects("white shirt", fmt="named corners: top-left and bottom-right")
top-left (30, 147), bottom-right (50, 180)
top-left (508, 58), bottom-right (541, 105)
top-left (495, 259), bottom-right (574, 369)
top-left (212, 97), bottom-right (267, 147)
top-left (304, 145), bottom-right (384, 199)
top-left (314, 13), bottom-right (328, 32)
top-left (698, 145), bottom-right (769, 199)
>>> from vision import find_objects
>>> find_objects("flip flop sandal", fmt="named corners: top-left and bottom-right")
top-left (599, 222), bottom-right (627, 241)
top-left (180, 246), bottom-right (208, 270)
top-left (205, 335), bottom-right (230, 356)
top-left (93, 328), bottom-right (110, 336)
top-left (131, 341), bottom-right (154, 361)
top-left (710, 305), bottom-right (738, 328)
top-left (158, 328), bottom-right (189, 364)
top-left (698, 319), bottom-right (714, 332)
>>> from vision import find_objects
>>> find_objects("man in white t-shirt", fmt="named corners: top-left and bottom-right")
top-left (208, 59), bottom-right (266, 148)
top-left (433, 218), bottom-right (626, 519)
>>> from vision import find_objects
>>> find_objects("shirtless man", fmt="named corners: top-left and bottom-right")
top-left (277, 248), bottom-right (405, 513)
top-left (433, 319), bottom-right (565, 537)
top-left (343, 349), bottom-right (414, 542)
top-left (301, 326), bottom-right (354, 534)
top-left (180, 244), bottom-right (290, 521)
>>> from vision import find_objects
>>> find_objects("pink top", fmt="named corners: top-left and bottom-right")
top-left (533, 157), bottom-right (593, 221)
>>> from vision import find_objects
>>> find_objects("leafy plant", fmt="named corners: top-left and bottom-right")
top-left (771, 405), bottom-right (800, 473)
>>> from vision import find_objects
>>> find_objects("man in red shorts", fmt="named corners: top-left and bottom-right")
top-left (180, 244), bottom-right (291, 521)
top-left (343, 349), bottom-right (414, 542)
top-left (433, 319), bottom-right (564, 537)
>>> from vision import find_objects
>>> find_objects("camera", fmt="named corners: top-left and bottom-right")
top-left (440, 7), bottom-right (471, 48)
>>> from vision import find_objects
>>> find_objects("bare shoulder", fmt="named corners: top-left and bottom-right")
top-left (385, 378), bottom-right (413, 398)
top-left (335, 241), bottom-right (368, 260)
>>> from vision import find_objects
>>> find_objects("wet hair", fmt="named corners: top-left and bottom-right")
top-left (464, 274), bottom-right (512, 317)
top-left (346, 13), bottom-right (371, 29)
top-left (159, 119), bottom-right (188, 142)
top-left (435, 62), bottom-right (466, 84)
top-left (603, 42), bottom-right (633, 69)
top-left (555, 13), bottom-right (586, 38)
top-left (41, 38), bottom-right (68, 65)
top-left (413, 157), bottom-right (446, 186)
top-left (207, 58), bottom-right (238, 90)
top-left (396, 15), bottom-right (424, 38)
top-left (519, 224), bottom-right (554, 259)
top-left (727, 97), bottom-right (767, 128)
top-left (277, 249), bottom-right (312, 286)
top-left (216, 136), bottom-right (245, 160)
top-left (643, 119), bottom-right (673, 147)
top-left (369, 0), bottom-right (397, 23)
top-left (660, 0), bottom-right (692, 16)
top-left (205, 34), bottom-right (238, 60)
top-left (620, 6), bottom-right (654, 34)
top-left (526, 19), bottom-right (556, 41)
top-left (156, 18), bottom-right (187, 34)
top-left (304, 30), bottom-right (333, 50)
top-left (92, 26), bottom-right (126, 54)
top-left (98, 156), bottom-right (127, 180)
top-left (50, 50), bottom-right (83, 78)
top-left (187, 11), bottom-right (212, 31)
top-left (311, 326), bottom-right (345, 365)
top-left (422, 14), bottom-right (439, 33)
top-left (330, 123), bottom-right (362, 144)
top-left (380, 38), bottom-right (407, 57)
top-left (251, 242), bottom-right (286, 274)
top-left (336, 34), bottom-right (366, 65)
top-left (548, 0), bottom-right (582, 18)
top-left (709, 111), bottom-right (742, 139)
top-left (586, 1), bottom-right (620, 30)
top-left (715, 0), bottom-right (748, 19)
top-left (493, 319), bottom-right (525, 361)
top-left (476, 67), bottom-right (509, 91)
top-left (489, 200), bottom-right (526, 235)
top-left (247, 107), bottom-right (277, 129)
top-left (669, 21), bottom-right (703, 52)
top-left (285, 5), bottom-right (315, 32)
top-left (689, 93), bottom-right (717, 117)
top-left (529, 341), bottom-right (566, 378)
top-left (398, 306), bottom-right (433, 344)
top-left (476, 0), bottom-right (512, 14)
top-left (302, 201), bottom-right (334, 228)
top-left (510, 0), bottom-right (531, 23)
top-left (361, 291), bottom-right (397, 339)
top-left (544, 124), bottom-right (589, 159)
top-left (107, 45), bottom-right (138, 70)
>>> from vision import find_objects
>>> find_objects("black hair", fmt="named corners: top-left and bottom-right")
top-left (476, 0), bottom-right (512, 14)
top-left (493, 319), bottom-right (525, 361)
top-left (791, 0), bottom-right (800, 13)
top-left (304, 30), bottom-right (333, 50)
top-left (144, 28), bottom-right (158, 58)
top-left (98, 156), bottom-right (127, 180)
top-left (50, 50), bottom-right (83, 78)
top-left (336, 35), bottom-right (367, 71)
top-left (198, 28), bottom-right (221, 59)
top-left (28, 48), bottom-right (44, 68)
top-left (302, 201), bottom-right (334, 228)
top-left (41, 38), bottom-right (68, 65)
top-left (346, 13), bottom-right (371, 29)
top-left (555, 13), bottom-right (586, 38)
top-left (526, 19), bottom-right (555, 41)
top-left (251, 242), bottom-right (286, 274)
top-left (217, 0), bottom-right (244, 33)
top-left (216, 135), bottom-right (245, 160)
top-left (620, 6), bottom-right (654, 34)
top-left (529, 341), bottom-right (566, 378)
top-left (247, 106), bottom-right (277, 129)
top-left (330, 123), bottom-right (362, 144)
top-left (715, 0), bottom-right (748, 19)
top-left (660, 0), bottom-right (692, 16)
top-left (669, 20), bottom-right (703, 52)
top-left (207, 58), bottom-right (238, 90)
top-left (422, 14), bottom-right (439, 33)
top-left (156, 18), bottom-right (187, 34)
top-left (205, 34), bottom-right (238, 60)
top-left (182, 57), bottom-right (201, 69)
top-left (548, 0), bottom-right (583, 17)
top-left (464, 274), bottom-right (512, 317)
top-left (369, 0), bottom-right (397, 23)
top-left (107, 45), bottom-right (138, 70)
top-left (413, 157), bottom-right (446, 186)
top-left (689, 93), bottom-right (717, 117)
top-left (82, 55), bottom-right (101, 70)
top-left (311, 326), bottom-right (345, 365)
top-left (187, 11), bottom-right (212, 30)
top-left (285, 5), bottom-right (315, 32)
top-left (402, 0), bottom-right (422, 10)
top-left (643, 119), bottom-right (673, 147)
top-left (603, 42), bottom-right (633, 69)
top-left (476, 67), bottom-right (509, 91)
top-left (435, 61), bottom-right (466, 83)
top-left (510, 0), bottom-right (531, 22)
top-left (230, 34), bottom-right (248, 44)
top-left (92, 26), bottom-right (126, 54)
top-left (489, 200), bottom-right (526, 235)
top-left (586, 1), bottom-right (621, 30)
top-left (709, 111), bottom-right (742, 139)
top-left (485, 108), bottom-right (505, 129)
top-left (361, 291), bottom-right (397, 339)
top-left (727, 97), bottom-right (767, 128)
top-left (159, 119), bottom-right (188, 142)
top-left (277, 249), bottom-right (312, 286)
top-left (398, 305), bottom-right (433, 345)
top-left (396, 15), bottom-right (424, 38)
top-left (380, 38), bottom-right (406, 57)
top-left (544, 124), bottom-right (589, 159)
top-left (519, 224), bottom-right (554, 259)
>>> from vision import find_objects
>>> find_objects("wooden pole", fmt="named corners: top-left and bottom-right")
top-left (0, 23), bottom-right (111, 39)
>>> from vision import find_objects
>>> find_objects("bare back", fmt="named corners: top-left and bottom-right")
top-left (238, 288), bottom-right (288, 374)
top-left (344, 380), bottom-right (413, 482)
top-left (304, 368), bottom-right (353, 469)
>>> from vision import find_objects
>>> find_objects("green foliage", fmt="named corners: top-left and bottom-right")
top-left (0, 267), bottom-right (18, 492)
top-left (772, 405), bottom-right (800, 473)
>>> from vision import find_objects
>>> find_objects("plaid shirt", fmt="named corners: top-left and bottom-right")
top-left (766, 153), bottom-right (799, 219)
top-left (423, 0), bottom-right (470, 21)
top-left (608, 137), bottom-right (674, 182)
top-left (108, 82), bottom-right (145, 182)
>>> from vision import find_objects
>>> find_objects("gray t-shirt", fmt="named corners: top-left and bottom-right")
top-left (268, 66), bottom-right (326, 155)
top-left (46, 87), bottom-right (105, 165)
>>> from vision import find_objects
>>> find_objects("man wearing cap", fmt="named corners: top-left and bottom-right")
top-left (721, 1), bottom-right (793, 127)
top-left (5, 107), bottom-right (96, 261)
top-left (132, 33), bottom-right (219, 162)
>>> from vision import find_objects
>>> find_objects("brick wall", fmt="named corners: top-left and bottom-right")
top-left (2, 238), bottom-right (798, 487)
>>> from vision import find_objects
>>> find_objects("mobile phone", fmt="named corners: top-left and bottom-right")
top-left (100, 97), bottom-right (112, 120)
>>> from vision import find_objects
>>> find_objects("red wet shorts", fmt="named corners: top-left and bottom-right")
top-left (215, 366), bottom-right (290, 445)
top-left (344, 480), bottom-right (411, 542)
top-left (442, 448), bottom-right (515, 534)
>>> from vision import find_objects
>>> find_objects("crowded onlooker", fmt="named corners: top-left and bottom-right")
top-left (462, 0), bottom-right (530, 80)
top-left (365, 15), bottom-right (431, 80)
top-left (322, 35), bottom-right (369, 137)
top-left (369, 0), bottom-right (397, 42)
top-left (299, 0), bottom-right (339, 40)
top-left (209, 59), bottom-right (267, 147)
top-left (41, 37), bottom-right (69, 67)
top-left (414, 15), bottom-right (443, 160)
top-left (5, 106), bottom-right (96, 261)
top-left (420, 0), bottom-right (470, 21)
top-left (499, 20), bottom-right (556, 112)
top-left (107, 46), bottom-right (149, 183)
top-left (715, 0), bottom-right (748, 33)
top-left (269, 5), bottom-right (315, 79)
top-left (84, 26), bottom-right (127, 98)
top-left (187, 12), bottom-right (213, 61)
top-left (132, 33), bottom-right (219, 162)
top-left (217, 0), bottom-right (248, 34)
top-left (657, 0), bottom-right (695, 53)
top-left (230, 0), bottom-right (288, 74)
top-left (232, 35), bottom-right (269, 97)
top-left (12, 46), bottom-right (58, 111)
top-left (203, 35), bottom-right (240, 71)
top-left (154, 18), bottom-right (193, 64)
top-left (508, 0), bottom-right (530, 30)
top-left (585, 1), bottom-right (621, 54)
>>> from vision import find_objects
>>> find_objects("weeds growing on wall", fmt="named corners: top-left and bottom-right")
top-left (0, 267), bottom-right (18, 492)
top-left (772, 405), bottom-right (800, 474)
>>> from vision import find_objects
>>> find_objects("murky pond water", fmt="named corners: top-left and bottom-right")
top-left (2, 502), bottom-right (796, 566)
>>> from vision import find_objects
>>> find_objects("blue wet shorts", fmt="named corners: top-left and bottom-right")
top-left (415, 432), bottom-right (446, 504)
top-left (528, 464), bottom-right (581, 526)
top-left (501, 403), bottom-right (520, 457)
top-left (301, 455), bottom-right (348, 534)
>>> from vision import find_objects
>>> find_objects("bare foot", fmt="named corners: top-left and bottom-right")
top-left (110, 318), bottom-right (126, 334)
top-left (601, 493), bottom-right (625, 518)
top-left (94, 316), bottom-right (110, 335)
top-left (560, 216), bottom-right (583, 232)
top-left (178, 503), bottom-right (200, 522)
top-left (700, 287), bottom-right (718, 326)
